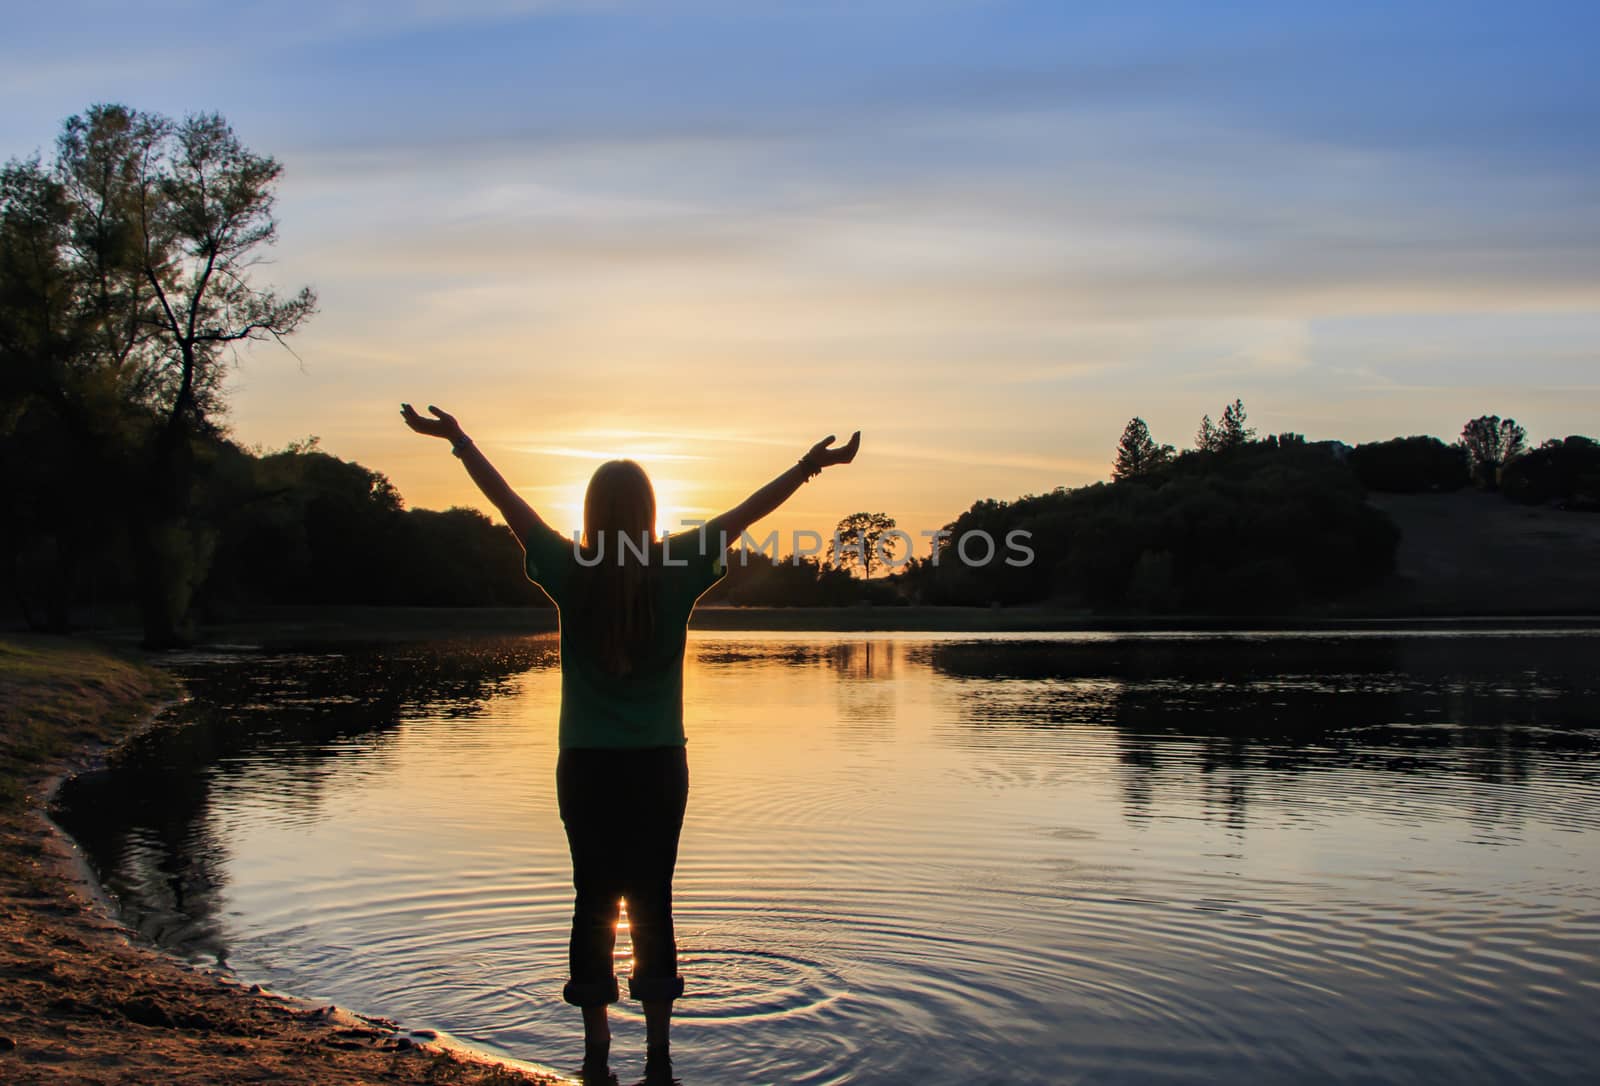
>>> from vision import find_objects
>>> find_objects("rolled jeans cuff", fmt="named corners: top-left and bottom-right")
top-left (628, 974), bottom-right (685, 1002)
top-left (563, 975), bottom-right (620, 1007)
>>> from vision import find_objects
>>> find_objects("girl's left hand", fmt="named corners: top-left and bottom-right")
top-left (808, 431), bottom-right (861, 468)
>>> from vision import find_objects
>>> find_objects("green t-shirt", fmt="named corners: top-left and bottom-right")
top-left (523, 525), bottom-right (728, 749)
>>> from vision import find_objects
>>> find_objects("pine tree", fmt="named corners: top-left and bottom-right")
top-left (1219, 399), bottom-right (1255, 449)
top-left (1113, 417), bottom-right (1175, 481)
top-left (1197, 399), bottom-right (1255, 453)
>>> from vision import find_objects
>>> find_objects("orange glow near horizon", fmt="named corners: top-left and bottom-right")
top-left (374, 414), bottom-right (1062, 555)
top-left (505, 432), bottom-right (728, 538)
top-left (545, 471), bottom-right (709, 541)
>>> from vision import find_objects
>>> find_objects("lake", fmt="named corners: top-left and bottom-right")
top-left (53, 630), bottom-right (1600, 1084)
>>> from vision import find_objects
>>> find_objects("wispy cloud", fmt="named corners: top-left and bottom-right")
top-left (10, 1), bottom-right (1596, 529)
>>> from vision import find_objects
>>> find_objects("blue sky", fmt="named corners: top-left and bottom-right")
top-left (5, 1), bottom-right (1598, 538)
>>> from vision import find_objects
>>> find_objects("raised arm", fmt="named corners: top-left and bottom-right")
top-left (704, 431), bottom-right (860, 547)
top-left (400, 403), bottom-right (549, 544)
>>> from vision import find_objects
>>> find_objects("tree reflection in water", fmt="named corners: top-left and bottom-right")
top-left (921, 632), bottom-right (1599, 832)
top-left (53, 637), bottom-right (556, 965)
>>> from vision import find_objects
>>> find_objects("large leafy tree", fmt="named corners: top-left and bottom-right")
top-left (1112, 417), bottom-right (1175, 481)
top-left (0, 104), bottom-right (315, 645)
top-left (1458, 415), bottom-right (1527, 489)
top-left (1, 149), bottom-right (146, 629)
top-left (829, 512), bottom-right (900, 580)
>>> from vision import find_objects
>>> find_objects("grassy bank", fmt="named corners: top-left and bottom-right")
top-left (1368, 491), bottom-right (1600, 615)
top-left (0, 635), bottom-right (559, 1085)
top-left (0, 637), bottom-right (176, 810)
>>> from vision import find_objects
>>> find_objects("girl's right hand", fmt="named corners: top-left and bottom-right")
top-left (401, 403), bottom-right (464, 442)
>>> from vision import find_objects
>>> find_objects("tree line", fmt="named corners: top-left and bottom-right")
top-left (2, 105), bottom-right (316, 645)
top-left (894, 400), bottom-right (1597, 614)
top-left (8, 105), bottom-right (1597, 637)
top-left (4, 430), bottom-right (556, 634)
top-left (905, 407), bottom-right (1393, 614)
top-left (1345, 417), bottom-right (1600, 508)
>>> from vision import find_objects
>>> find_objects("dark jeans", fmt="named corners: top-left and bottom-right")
top-left (556, 746), bottom-right (689, 1007)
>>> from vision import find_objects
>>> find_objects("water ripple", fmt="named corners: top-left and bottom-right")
top-left (53, 632), bottom-right (1600, 1085)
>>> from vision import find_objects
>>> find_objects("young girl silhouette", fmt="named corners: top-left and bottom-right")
top-left (401, 404), bottom-right (860, 1075)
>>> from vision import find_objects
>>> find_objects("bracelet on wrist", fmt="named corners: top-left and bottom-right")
top-left (798, 453), bottom-right (823, 479)
top-left (451, 435), bottom-right (474, 457)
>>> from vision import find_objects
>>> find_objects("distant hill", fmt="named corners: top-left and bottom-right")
top-left (1358, 492), bottom-right (1600, 616)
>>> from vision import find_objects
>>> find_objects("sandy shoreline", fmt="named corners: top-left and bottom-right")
top-left (0, 636), bottom-right (566, 1086)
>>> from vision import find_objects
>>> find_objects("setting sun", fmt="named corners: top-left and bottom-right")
top-left (546, 468), bottom-right (703, 540)
top-left (509, 432), bottom-right (713, 539)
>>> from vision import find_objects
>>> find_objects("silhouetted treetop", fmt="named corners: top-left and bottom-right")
top-left (1220, 399), bottom-right (1254, 449)
top-left (830, 512), bottom-right (900, 580)
top-left (1458, 415), bottom-right (1527, 490)
top-left (1195, 399), bottom-right (1254, 453)
top-left (1112, 417), bottom-right (1175, 481)
top-left (1501, 435), bottom-right (1600, 508)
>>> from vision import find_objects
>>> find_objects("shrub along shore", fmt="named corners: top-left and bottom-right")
top-left (0, 635), bottom-right (560, 1086)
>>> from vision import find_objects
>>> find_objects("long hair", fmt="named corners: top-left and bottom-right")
top-left (575, 459), bottom-right (658, 677)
